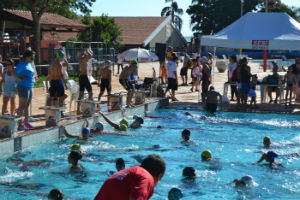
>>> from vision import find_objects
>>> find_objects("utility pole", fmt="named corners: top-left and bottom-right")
top-left (265, 0), bottom-right (268, 13)
top-left (240, 0), bottom-right (244, 17)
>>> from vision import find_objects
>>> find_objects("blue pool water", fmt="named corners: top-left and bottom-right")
top-left (0, 110), bottom-right (299, 200)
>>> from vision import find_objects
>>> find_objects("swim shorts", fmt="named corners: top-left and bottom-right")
top-left (79, 75), bottom-right (92, 92)
top-left (119, 79), bottom-right (133, 91)
top-left (100, 79), bottom-right (111, 92)
top-left (17, 85), bottom-right (33, 99)
top-left (167, 78), bottom-right (178, 90)
top-left (180, 67), bottom-right (188, 76)
top-left (241, 82), bottom-right (250, 94)
top-left (49, 80), bottom-right (65, 98)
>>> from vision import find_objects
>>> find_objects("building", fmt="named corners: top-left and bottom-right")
top-left (112, 16), bottom-right (186, 51)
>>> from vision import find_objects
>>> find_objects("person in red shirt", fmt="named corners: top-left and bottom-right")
top-left (94, 154), bottom-right (166, 200)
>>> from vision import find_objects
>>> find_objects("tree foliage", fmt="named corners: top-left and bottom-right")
top-left (161, 0), bottom-right (183, 31)
top-left (78, 15), bottom-right (122, 50)
top-left (259, 0), bottom-right (300, 20)
top-left (187, 0), bottom-right (260, 35)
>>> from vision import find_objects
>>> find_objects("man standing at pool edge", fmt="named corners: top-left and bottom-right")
top-left (94, 154), bottom-right (166, 200)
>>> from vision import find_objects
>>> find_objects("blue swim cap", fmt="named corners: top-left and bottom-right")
top-left (82, 127), bottom-right (90, 134)
top-left (95, 122), bottom-right (104, 130)
top-left (267, 151), bottom-right (278, 162)
top-left (168, 188), bottom-right (183, 200)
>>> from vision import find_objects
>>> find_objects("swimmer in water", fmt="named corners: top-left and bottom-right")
top-left (184, 112), bottom-right (207, 120)
top-left (263, 136), bottom-right (271, 149)
top-left (168, 188), bottom-right (183, 200)
top-left (201, 150), bottom-right (221, 170)
top-left (116, 158), bottom-right (125, 171)
top-left (6, 158), bottom-right (52, 167)
top-left (129, 115), bottom-right (144, 129)
top-left (257, 151), bottom-right (282, 168)
top-left (182, 167), bottom-right (196, 179)
top-left (68, 151), bottom-right (83, 173)
top-left (233, 175), bottom-right (257, 188)
top-left (100, 112), bottom-right (128, 131)
top-left (62, 124), bottom-right (94, 141)
top-left (181, 129), bottom-right (193, 143)
top-left (48, 189), bottom-right (64, 200)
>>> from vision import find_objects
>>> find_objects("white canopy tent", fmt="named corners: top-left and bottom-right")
top-left (201, 12), bottom-right (300, 50)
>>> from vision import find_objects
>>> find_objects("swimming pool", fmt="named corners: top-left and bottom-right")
top-left (0, 109), bottom-right (299, 199)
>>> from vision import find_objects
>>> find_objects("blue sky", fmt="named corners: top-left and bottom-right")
top-left (91, 0), bottom-right (299, 37)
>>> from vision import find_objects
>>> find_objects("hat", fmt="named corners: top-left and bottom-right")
top-left (200, 56), bottom-right (208, 64)
top-left (266, 151), bottom-right (278, 162)
top-left (131, 59), bottom-right (138, 65)
top-left (71, 143), bottom-right (81, 152)
top-left (95, 122), bottom-right (104, 130)
top-left (82, 127), bottom-right (90, 134)
top-left (201, 150), bottom-right (212, 160)
top-left (87, 49), bottom-right (93, 56)
top-left (120, 118), bottom-right (129, 126)
top-left (105, 60), bottom-right (112, 66)
top-left (56, 50), bottom-right (65, 59)
top-left (168, 188), bottom-right (183, 200)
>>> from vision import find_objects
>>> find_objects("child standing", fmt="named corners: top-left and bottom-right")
top-left (249, 75), bottom-right (257, 108)
top-left (0, 60), bottom-right (17, 114)
top-left (191, 57), bottom-right (201, 92)
top-left (285, 67), bottom-right (296, 105)
top-left (97, 60), bottom-right (112, 110)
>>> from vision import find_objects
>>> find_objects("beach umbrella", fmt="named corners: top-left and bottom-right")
top-left (121, 48), bottom-right (157, 62)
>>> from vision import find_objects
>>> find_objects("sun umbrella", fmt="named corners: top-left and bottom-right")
top-left (121, 48), bottom-right (157, 62)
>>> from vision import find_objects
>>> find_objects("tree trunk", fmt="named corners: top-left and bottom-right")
top-left (32, 15), bottom-right (41, 64)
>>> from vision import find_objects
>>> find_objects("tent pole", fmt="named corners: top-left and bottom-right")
top-left (263, 49), bottom-right (267, 72)
top-left (213, 47), bottom-right (216, 85)
top-left (240, 49), bottom-right (242, 56)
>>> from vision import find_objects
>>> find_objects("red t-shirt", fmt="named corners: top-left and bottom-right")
top-left (94, 166), bottom-right (155, 200)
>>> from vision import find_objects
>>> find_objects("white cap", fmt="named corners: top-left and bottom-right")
top-left (87, 49), bottom-right (93, 56)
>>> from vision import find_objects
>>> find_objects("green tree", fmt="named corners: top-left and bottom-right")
top-left (161, 0), bottom-right (183, 31)
top-left (1, 0), bottom-right (95, 64)
top-left (260, 0), bottom-right (299, 20)
top-left (78, 15), bottom-right (122, 50)
top-left (187, 0), bottom-right (260, 35)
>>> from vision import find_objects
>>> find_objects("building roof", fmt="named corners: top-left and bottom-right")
top-left (113, 17), bottom-right (167, 46)
top-left (1, 9), bottom-right (89, 31)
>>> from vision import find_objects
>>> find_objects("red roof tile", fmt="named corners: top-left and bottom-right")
top-left (3, 9), bottom-right (88, 29)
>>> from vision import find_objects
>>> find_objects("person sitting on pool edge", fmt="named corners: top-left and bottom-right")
top-left (68, 151), bottom-right (83, 173)
top-left (168, 188), bottom-right (183, 200)
top-left (184, 112), bottom-right (207, 120)
top-left (202, 86), bottom-right (222, 113)
top-left (48, 189), bottom-right (64, 200)
top-left (257, 151), bottom-right (281, 167)
top-left (94, 154), bottom-right (166, 200)
top-left (233, 175), bottom-right (257, 188)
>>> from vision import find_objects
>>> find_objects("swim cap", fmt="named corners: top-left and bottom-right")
top-left (71, 143), bottom-right (81, 152)
top-left (120, 118), bottom-right (129, 126)
top-left (152, 144), bottom-right (161, 149)
top-left (116, 158), bottom-right (125, 166)
top-left (82, 127), bottom-right (90, 134)
top-left (48, 189), bottom-right (64, 200)
top-left (266, 151), bottom-right (278, 162)
top-left (209, 86), bottom-right (215, 91)
top-left (182, 167), bottom-right (196, 178)
top-left (56, 50), bottom-right (65, 59)
top-left (201, 150), bottom-right (212, 161)
top-left (133, 115), bottom-right (138, 119)
top-left (131, 59), bottom-right (138, 65)
top-left (87, 49), bottom-right (93, 56)
top-left (264, 136), bottom-right (271, 143)
top-left (241, 175), bottom-right (253, 186)
top-left (95, 122), bottom-right (104, 130)
top-left (105, 60), bottom-right (112, 66)
top-left (119, 123), bottom-right (128, 131)
top-left (168, 188), bottom-right (183, 200)
top-left (69, 151), bottom-right (82, 161)
top-left (136, 117), bottom-right (144, 124)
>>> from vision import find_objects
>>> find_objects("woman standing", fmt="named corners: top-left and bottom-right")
top-left (12, 49), bottom-right (35, 130)
top-left (228, 55), bottom-right (237, 101)
top-left (0, 60), bottom-right (17, 115)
